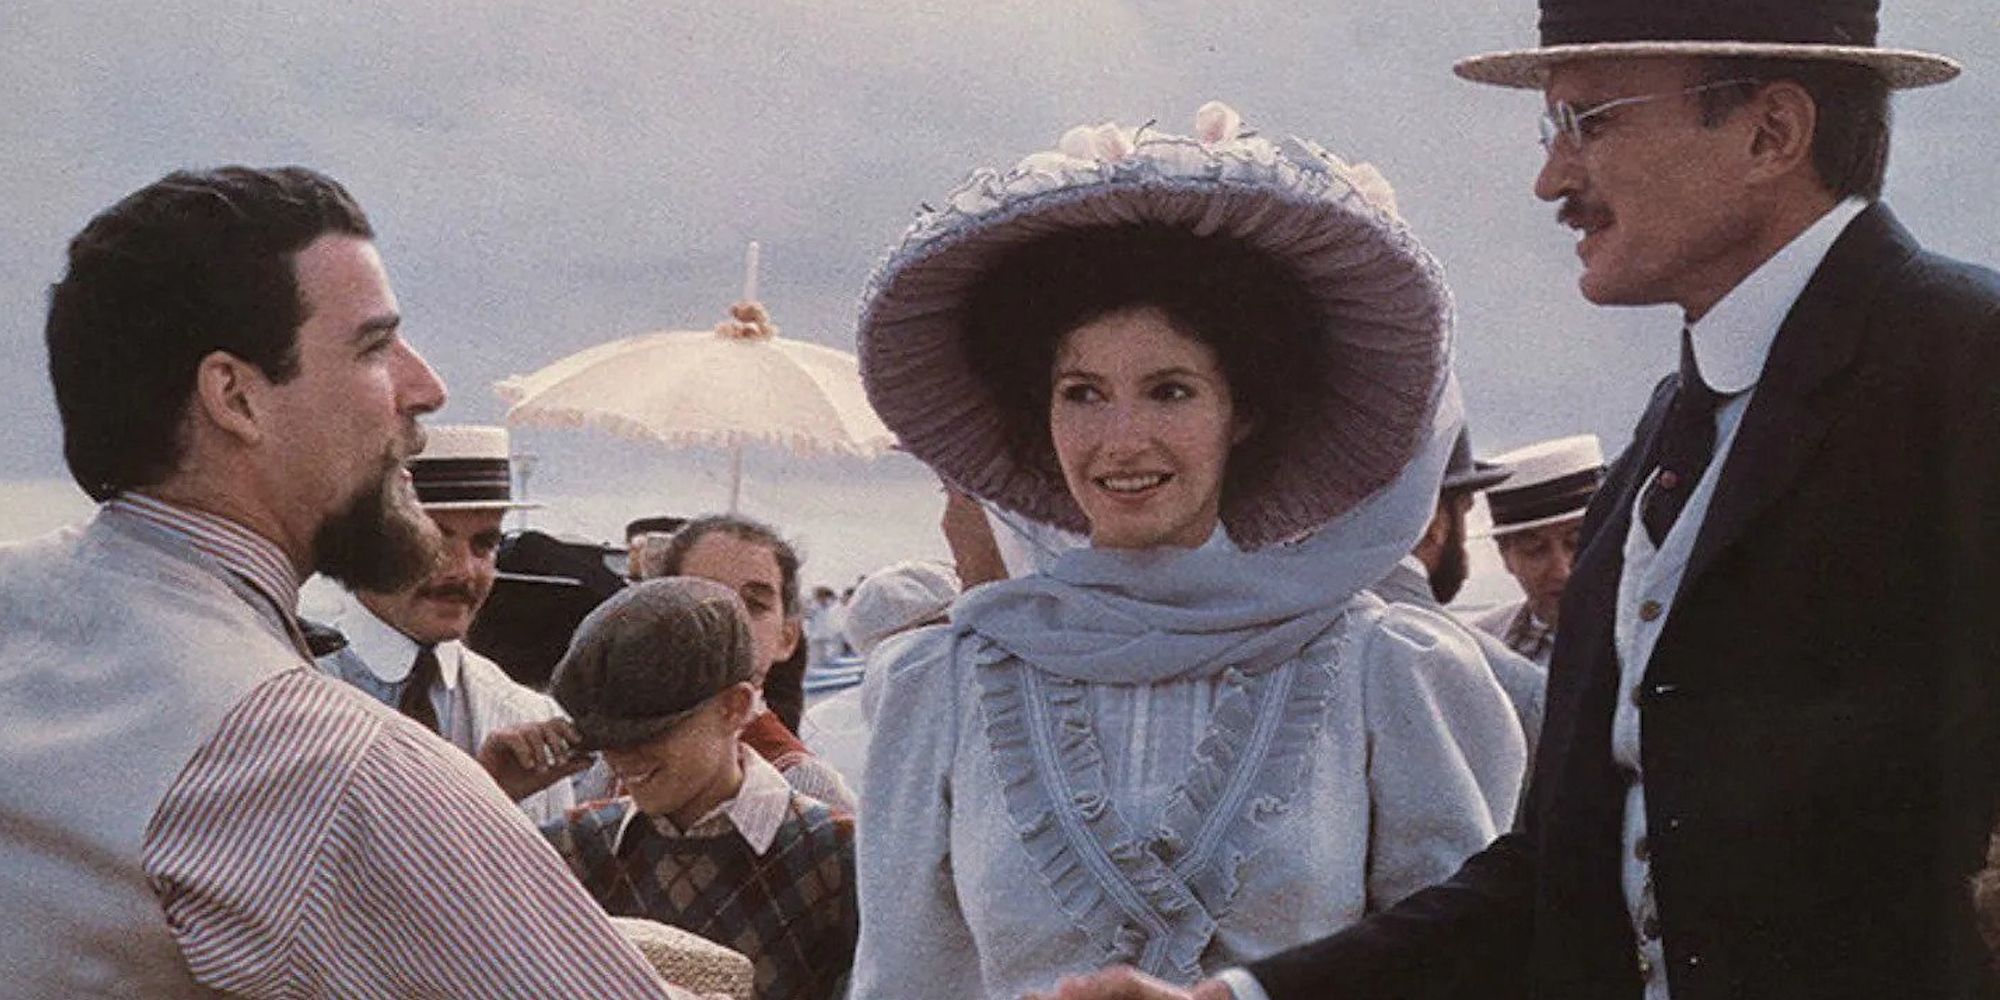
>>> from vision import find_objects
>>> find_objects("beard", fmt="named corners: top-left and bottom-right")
top-left (314, 456), bottom-right (441, 594)
top-left (1428, 515), bottom-right (1470, 605)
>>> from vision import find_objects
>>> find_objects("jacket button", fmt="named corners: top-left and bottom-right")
top-left (1657, 470), bottom-right (1681, 490)
top-left (1638, 600), bottom-right (1663, 622)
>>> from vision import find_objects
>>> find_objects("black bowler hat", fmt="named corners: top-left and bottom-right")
top-left (1455, 0), bottom-right (1958, 90)
top-left (1441, 428), bottom-right (1512, 494)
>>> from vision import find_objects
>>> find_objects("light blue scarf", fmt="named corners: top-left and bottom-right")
top-left (954, 378), bottom-right (1464, 685)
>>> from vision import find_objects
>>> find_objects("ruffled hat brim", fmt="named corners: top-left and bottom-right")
top-left (1455, 42), bottom-right (1961, 90)
top-left (858, 117), bottom-right (1453, 551)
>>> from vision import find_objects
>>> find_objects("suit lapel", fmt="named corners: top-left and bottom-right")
top-left (1678, 204), bottom-right (1921, 593)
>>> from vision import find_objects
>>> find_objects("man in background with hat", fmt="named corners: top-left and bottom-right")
top-left (1043, 2), bottom-right (2000, 998)
top-left (1372, 428), bottom-right (1547, 769)
top-left (1470, 433), bottom-right (1607, 667)
top-left (0, 166), bottom-right (684, 996)
top-left (318, 423), bottom-right (592, 823)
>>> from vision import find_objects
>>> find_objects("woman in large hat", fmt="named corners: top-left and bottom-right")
top-left (849, 103), bottom-right (1528, 997)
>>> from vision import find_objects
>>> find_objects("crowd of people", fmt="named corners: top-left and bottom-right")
top-left (7, 2), bottom-right (2000, 999)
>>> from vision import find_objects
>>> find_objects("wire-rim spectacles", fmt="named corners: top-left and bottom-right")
top-left (1538, 78), bottom-right (1762, 152)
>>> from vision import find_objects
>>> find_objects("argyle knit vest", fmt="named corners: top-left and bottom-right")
top-left (549, 795), bottom-right (857, 1000)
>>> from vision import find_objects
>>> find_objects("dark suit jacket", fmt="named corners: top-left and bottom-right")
top-left (1249, 204), bottom-right (2000, 999)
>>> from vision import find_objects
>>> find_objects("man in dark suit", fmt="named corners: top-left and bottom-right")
top-left (1034, 2), bottom-right (2000, 998)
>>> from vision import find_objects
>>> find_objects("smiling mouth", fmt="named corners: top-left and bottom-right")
top-left (1095, 472), bottom-right (1172, 495)
top-left (616, 765), bottom-right (661, 787)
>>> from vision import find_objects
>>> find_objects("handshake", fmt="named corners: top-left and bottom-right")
top-left (1022, 968), bottom-right (1239, 1000)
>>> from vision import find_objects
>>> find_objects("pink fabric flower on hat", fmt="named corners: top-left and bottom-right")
top-left (1058, 122), bottom-right (1136, 163)
top-left (1193, 101), bottom-right (1242, 145)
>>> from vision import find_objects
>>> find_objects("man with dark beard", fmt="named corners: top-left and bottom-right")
top-left (0, 167), bottom-right (688, 998)
top-left (319, 424), bottom-right (595, 823)
top-left (1372, 428), bottom-right (1547, 769)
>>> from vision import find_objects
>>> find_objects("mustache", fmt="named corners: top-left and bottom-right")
top-left (1557, 198), bottom-right (1609, 230)
top-left (416, 581), bottom-right (480, 604)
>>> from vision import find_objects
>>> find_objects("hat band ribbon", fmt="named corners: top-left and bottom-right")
top-left (1488, 467), bottom-right (1605, 527)
top-left (1540, 4), bottom-right (1878, 48)
top-left (411, 457), bottom-right (515, 504)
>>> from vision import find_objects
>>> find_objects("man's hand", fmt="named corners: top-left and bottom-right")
top-left (1023, 967), bottom-right (1234, 1000)
top-left (476, 718), bottom-right (593, 802)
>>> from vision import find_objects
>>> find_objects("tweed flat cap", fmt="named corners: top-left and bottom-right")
top-left (551, 577), bottom-right (755, 750)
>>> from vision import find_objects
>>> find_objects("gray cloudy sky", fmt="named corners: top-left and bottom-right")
top-left (3, 1), bottom-right (1995, 586)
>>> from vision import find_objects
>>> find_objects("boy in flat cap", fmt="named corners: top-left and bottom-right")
top-left (545, 577), bottom-right (857, 1000)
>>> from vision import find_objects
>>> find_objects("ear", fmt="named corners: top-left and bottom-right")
top-left (1419, 499), bottom-right (1453, 550)
top-left (1230, 411), bottom-right (1256, 447)
top-left (190, 349), bottom-right (267, 447)
top-left (776, 615), bottom-right (802, 662)
top-left (1743, 79), bottom-right (1818, 184)
top-left (716, 681), bottom-right (759, 729)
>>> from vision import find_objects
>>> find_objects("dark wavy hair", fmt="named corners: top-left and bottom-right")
top-left (960, 223), bottom-right (1329, 516)
top-left (45, 166), bottom-right (373, 501)
top-left (654, 513), bottom-right (809, 732)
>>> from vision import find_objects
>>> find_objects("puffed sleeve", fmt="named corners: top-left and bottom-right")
top-left (849, 626), bottom-right (982, 997)
top-left (1359, 604), bottom-right (1526, 910)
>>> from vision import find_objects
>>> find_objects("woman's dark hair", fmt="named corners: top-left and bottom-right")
top-left (655, 513), bottom-right (808, 732)
top-left (961, 224), bottom-right (1328, 514)
top-left (45, 166), bottom-right (374, 501)
top-left (1697, 58), bottom-right (1893, 201)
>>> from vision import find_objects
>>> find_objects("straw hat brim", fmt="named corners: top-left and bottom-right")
top-left (1455, 42), bottom-right (1961, 90)
top-left (421, 499), bottom-right (543, 511)
top-left (858, 132), bottom-right (1453, 551)
top-left (1473, 508), bottom-right (1588, 540)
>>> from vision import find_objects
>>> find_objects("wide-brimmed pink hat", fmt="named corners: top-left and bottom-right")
top-left (857, 103), bottom-right (1453, 550)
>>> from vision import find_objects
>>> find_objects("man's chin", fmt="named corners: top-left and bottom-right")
top-left (314, 473), bottom-right (442, 593)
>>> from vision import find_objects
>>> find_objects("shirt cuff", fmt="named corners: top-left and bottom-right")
top-left (1212, 967), bottom-right (1270, 1000)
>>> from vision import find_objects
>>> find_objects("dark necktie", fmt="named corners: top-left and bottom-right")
top-left (397, 644), bottom-right (441, 733)
top-left (1640, 331), bottom-right (1725, 547)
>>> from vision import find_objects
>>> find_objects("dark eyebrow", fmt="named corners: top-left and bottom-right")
top-left (1142, 366), bottom-right (1209, 382)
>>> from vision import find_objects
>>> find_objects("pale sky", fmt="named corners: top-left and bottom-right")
top-left (4, 0), bottom-right (1995, 592)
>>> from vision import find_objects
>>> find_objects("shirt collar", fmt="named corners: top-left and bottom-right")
top-left (108, 493), bottom-right (301, 617)
top-left (336, 596), bottom-right (464, 689)
top-left (612, 746), bottom-right (795, 857)
top-left (1687, 198), bottom-right (1868, 394)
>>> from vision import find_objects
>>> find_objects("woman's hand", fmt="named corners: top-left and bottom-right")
top-left (941, 482), bottom-right (1009, 587)
top-left (476, 718), bottom-right (593, 802)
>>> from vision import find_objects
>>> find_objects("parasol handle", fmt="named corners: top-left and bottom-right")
top-left (742, 241), bottom-right (760, 303)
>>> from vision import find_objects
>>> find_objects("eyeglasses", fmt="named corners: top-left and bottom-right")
top-left (1538, 79), bottom-right (1761, 152)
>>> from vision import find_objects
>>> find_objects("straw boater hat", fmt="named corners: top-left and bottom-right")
top-left (606, 916), bottom-right (755, 1000)
top-left (1453, 0), bottom-right (1960, 90)
top-left (409, 424), bottom-right (541, 511)
top-left (1482, 434), bottom-right (1606, 537)
top-left (857, 102), bottom-right (1453, 550)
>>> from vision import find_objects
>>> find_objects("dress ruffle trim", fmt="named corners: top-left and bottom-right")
top-left (971, 607), bottom-right (1362, 981)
